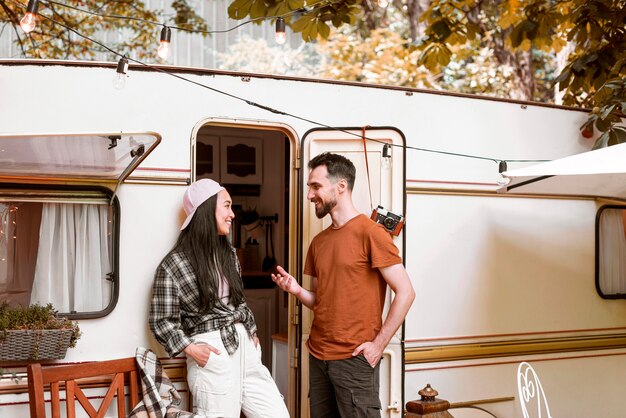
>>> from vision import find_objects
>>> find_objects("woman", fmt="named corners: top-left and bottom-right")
top-left (149, 179), bottom-right (289, 418)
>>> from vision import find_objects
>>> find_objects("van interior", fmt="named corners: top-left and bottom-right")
top-left (195, 124), bottom-right (292, 398)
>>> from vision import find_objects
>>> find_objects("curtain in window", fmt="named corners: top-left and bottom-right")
top-left (30, 203), bottom-right (111, 312)
top-left (599, 209), bottom-right (626, 295)
top-left (0, 203), bottom-right (42, 307)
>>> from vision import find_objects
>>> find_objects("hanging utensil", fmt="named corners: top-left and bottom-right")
top-left (261, 220), bottom-right (277, 272)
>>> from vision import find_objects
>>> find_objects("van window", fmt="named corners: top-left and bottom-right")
top-left (596, 206), bottom-right (626, 298)
top-left (0, 189), bottom-right (117, 317)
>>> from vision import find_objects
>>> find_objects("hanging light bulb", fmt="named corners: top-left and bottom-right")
top-left (112, 57), bottom-right (128, 90)
top-left (157, 26), bottom-right (172, 60)
top-left (381, 144), bottom-right (392, 170)
top-left (377, 0), bottom-right (389, 7)
top-left (20, 0), bottom-right (39, 33)
top-left (275, 17), bottom-right (286, 45)
top-left (497, 160), bottom-right (510, 186)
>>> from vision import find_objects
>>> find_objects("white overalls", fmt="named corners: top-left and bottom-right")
top-left (186, 323), bottom-right (289, 418)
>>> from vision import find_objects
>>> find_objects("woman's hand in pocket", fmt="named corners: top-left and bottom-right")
top-left (184, 342), bottom-right (221, 368)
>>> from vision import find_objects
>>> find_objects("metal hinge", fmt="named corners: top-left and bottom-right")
top-left (291, 348), bottom-right (299, 368)
top-left (294, 147), bottom-right (301, 169)
top-left (292, 308), bottom-right (300, 325)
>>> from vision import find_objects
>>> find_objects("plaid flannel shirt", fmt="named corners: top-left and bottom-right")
top-left (149, 250), bottom-right (257, 357)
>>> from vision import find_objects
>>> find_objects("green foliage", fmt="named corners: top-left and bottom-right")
top-left (583, 79), bottom-right (626, 149)
top-left (171, 0), bottom-right (209, 30)
top-left (417, 0), bottom-right (626, 144)
top-left (317, 27), bottom-right (435, 87)
top-left (0, 302), bottom-right (81, 348)
top-left (226, 0), bottom-right (624, 147)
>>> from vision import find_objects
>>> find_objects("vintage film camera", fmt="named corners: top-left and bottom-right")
top-left (370, 205), bottom-right (405, 236)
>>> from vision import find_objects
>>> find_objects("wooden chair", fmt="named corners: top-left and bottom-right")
top-left (27, 357), bottom-right (140, 418)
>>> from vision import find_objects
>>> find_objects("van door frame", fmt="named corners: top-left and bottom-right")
top-left (299, 126), bottom-right (407, 418)
top-left (190, 118), bottom-right (302, 416)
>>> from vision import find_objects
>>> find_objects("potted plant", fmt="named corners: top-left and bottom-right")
top-left (0, 303), bottom-right (81, 361)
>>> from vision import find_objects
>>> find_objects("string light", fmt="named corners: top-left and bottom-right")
top-left (20, 0), bottom-right (39, 33)
top-left (497, 160), bottom-right (511, 186)
top-left (21, 7), bottom-right (553, 170)
top-left (112, 56), bottom-right (128, 90)
top-left (17, 0), bottom-right (342, 59)
top-left (377, 0), bottom-right (389, 7)
top-left (275, 17), bottom-right (286, 45)
top-left (382, 143), bottom-right (392, 169)
top-left (157, 26), bottom-right (172, 60)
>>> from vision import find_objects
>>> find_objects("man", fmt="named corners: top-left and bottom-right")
top-left (271, 152), bottom-right (415, 418)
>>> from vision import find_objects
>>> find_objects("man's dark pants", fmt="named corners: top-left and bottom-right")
top-left (309, 354), bottom-right (381, 418)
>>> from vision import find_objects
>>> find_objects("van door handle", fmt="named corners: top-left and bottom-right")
top-left (387, 400), bottom-right (400, 412)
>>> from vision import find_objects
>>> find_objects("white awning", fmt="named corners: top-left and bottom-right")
top-left (0, 132), bottom-right (160, 181)
top-left (501, 142), bottom-right (626, 200)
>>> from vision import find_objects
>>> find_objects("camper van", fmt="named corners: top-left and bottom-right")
top-left (1, 59), bottom-right (625, 418)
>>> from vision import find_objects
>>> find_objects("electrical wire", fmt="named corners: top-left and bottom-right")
top-left (11, 0), bottom-right (552, 166)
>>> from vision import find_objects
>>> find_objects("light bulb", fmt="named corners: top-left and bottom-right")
top-left (497, 174), bottom-right (511, 186)
top-left (20, 13), bottom-right (36, 33)
top-left (20, 0), bottom-right (39, 33)
top-left (381, 144), bottom-right (392, 170)
top-left (377, 0), bottom-right (389, 7)
top-left (157, 26), bottom-right (172, 60)
top-left (275, 17), bottom-right (286, 45)
top-left (157, 41), bottom-right (171, 60)
top-left (112, 74), bottom-right (126, 90)
top-left (112, 57), bottom-right (128, 90)
top-left (497, 160), bottom-right (510, 186)
top-left (275, 32), bottom-right (287, 45)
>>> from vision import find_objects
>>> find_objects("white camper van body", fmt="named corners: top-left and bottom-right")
top-left (1, 60), bottom-right (625, 418)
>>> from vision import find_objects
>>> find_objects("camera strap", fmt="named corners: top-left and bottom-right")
top-left (361, 126), bottom-right (374, 211)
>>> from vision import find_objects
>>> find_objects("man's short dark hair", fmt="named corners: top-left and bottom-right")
top-left (308, 152), bottom-right (356, 190)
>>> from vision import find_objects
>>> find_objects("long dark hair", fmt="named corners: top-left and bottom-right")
top-left (172, 194), bottom-right (244, 311)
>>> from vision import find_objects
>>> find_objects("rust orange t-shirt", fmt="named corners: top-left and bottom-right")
top-left (304, 214), bottom-right (402, 360)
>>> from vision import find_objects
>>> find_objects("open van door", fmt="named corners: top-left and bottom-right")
top-left (299, 127), bottom-right (406, 418)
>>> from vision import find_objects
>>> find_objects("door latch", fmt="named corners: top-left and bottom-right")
top-left (387, 400), bottom-right (400, 412)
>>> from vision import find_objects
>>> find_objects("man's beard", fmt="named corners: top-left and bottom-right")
top-left (314, 199), bottom-right (336, 219)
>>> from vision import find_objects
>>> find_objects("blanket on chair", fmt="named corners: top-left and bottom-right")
top-left (129, 347), bottom-right (200, 418)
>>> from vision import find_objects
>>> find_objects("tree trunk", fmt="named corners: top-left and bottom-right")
top-left (406, 0), bottom-right (430, 41)
top-left (467, 3), bottom-right (535, 100)
top-left (492, 44), bottom-right (534, 100)
top-left (513, 50), bottom-right (534, 100)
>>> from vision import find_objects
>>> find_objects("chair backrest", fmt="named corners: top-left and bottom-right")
top-left (517, 361), bottom-right (554, 418)
top-left (27, 357), bottom-right (140, 418)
